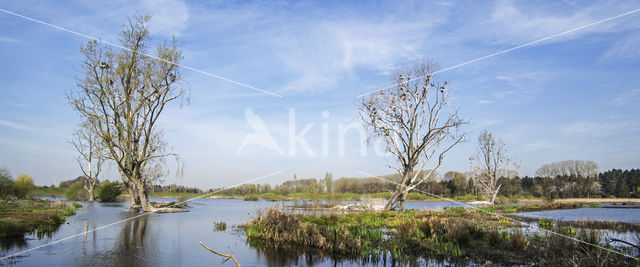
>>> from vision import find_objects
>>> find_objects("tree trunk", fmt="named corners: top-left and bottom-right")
top-left (384, 190), bottom-right (402, 210)
top-left (384, 171), bottom-right (412, 210)
top-left (127, 185), bottom-right (141, 209)
top-left (490, 184), bottom-right (502, 204)
top-left (88, 185), bottom-right (95, 202)
top-left (132, 175), bottom-right (154, 212)
top-left (397, 190), bottom-right (408, 211)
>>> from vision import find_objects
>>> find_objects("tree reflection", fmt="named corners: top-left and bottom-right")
top-left (77, 213), bottom-right (151, 266)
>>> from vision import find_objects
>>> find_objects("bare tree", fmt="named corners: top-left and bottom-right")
top-left (68, 14), bottom-right (186, 211)
top-left (470, 130), bottom-right (517, 203)
top-left (535, 160), bottom-right (599, 178)
top-left (360, 62), bottom-right (466, 210)
top-left (69, 121), bottom-right (105, 201)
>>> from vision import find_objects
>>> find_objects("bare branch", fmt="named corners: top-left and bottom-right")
top-left (359, 62), bottom-right (467, 210)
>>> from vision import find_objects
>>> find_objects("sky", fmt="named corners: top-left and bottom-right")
top-left (0, 0), bottom-right (639, 189)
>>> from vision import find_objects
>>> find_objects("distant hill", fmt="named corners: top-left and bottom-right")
top-left (58, 176), bottom-right (99, 188)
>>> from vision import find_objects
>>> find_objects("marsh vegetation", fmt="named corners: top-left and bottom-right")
top-left (243, 204), bottom-right (640, 266)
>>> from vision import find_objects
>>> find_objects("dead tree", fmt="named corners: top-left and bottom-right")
top-left (70, 121), bottom-right (104, 201)
top-left (68, 14), bottom-right (186, 211)
top-left (359, 62), bottom-right (466, 211)
top-left (470, 130), bottom-right (516, 203)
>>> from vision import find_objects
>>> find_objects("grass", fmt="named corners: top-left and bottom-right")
top-left (0, 199), bottom-right (80, 238)
top-left (243, 206), bottom-right (638, 265)
top-left (29, 187), bottom-right (65, 197)
top-left (149, 191), bottom-right (203, 199)
top-left (553, 198), bottom-right (640, 203)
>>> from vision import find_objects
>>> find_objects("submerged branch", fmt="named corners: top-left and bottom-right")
top-left (199, 241), bottom-right (241, 267)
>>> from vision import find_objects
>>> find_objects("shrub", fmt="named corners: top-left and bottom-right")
top-left (58, 181), bottom-right (70, 189)
top-left (98, 182), bottom-right (122, 202)
top-left (0, 168), bottom-right (13, 199)
top-left (444, 221), bottom-right (471, 246)
top-left (65, 181), bottom-right (86, 201)
top-left (13, 174), bottom-right (34, 199)
top-left (486, 227), bottom-right (504, 246)
top-left (244, 195), bottom-right (259, 201)
top-left (510, 229), bottom-right (529, 250)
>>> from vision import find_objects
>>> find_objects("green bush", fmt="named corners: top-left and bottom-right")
top-left (65, 181), bottom-right (86, 201)
top-left (0, 168), bottom-right (13, 199)
top-left (13, 174), bottom-right (35, 199)
top-left (98, 182), bottom-right (122, 202)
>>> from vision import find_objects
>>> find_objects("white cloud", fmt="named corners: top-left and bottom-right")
top-left (0, 119), bottom-right (32, 132)
top-left (496, 75), bottom-right (514, 82)
top-left (276, 19), bottom-right (441, 93)
top-left (486, 0), bottom-right (640, 45)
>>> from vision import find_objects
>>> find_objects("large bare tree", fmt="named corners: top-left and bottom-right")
top-left (69, 121), bottom-right (105, 201)
top-left (360, 63), bottom-right (466, 210)
top-left (469, 130), bottom-right (517, 203)
top-left (68, 15), bottom-right (186, 211)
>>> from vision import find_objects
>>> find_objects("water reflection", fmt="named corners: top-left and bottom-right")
top-left (77, 214), bottom-right (150, 266)
top-left (2, 199), bottom-right (638, 266)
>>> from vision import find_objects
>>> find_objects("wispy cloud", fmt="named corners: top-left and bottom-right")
top-left (141, 0), bottom-right (189, 37)
top-left (486, 0), bottom-right (640, 45)
top-left (611, 88), bottom-right (640, 106)
top-left (0, 36), bottom-right (23, 43)
top-left (276, 18), bottom-right (444, 93)
top-left (523, 140), bottom-right (554, 152)
top-left (0, 119), bottom-right (32, 132)
top-left (562, 121), bottom-right (634, 137)
top-left (470, 118), bottom-right (503, 129)
top-left (490, 72), bottom-right (551, 103)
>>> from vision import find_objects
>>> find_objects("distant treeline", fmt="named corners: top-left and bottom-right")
top-left (495, 168), bottom-right (640, 199)
top-left (204, 168), bottom-right (639, 200)
top-left (105, 168), bottom-right (640, 200)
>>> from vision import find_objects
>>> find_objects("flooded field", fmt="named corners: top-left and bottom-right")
top-left (1, 198), bottom-right (638, 266)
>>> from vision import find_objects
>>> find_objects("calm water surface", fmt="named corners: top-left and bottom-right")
top-left (1, 198), bottom-right (637, 266)
top-left (516, 207), bottom-right (640, 224)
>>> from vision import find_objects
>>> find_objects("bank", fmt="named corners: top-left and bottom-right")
top-left (0, 199), bottom-right (81, 238)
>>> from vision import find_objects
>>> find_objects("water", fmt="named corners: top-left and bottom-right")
top-left (2, 199), bottom-right (638, 266)
top-left (0, 199), bottom-right (457, 266)
top-left (516, 207), bottom-right (640, 224)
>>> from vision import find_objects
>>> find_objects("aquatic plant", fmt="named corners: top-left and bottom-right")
top-left (213, 221), bottom-right (227, 232)
top-left (538, 219), bottom-right (553, 230)
top-left (443, 206), bottom-right (466, 216)
top-left (243, 195), bottom-right (259, 201)
top-left (501, 205), bottom-right (518, 213)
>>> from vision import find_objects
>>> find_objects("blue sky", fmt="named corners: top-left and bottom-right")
top-left (0, 0), bottom-right (639, 188)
